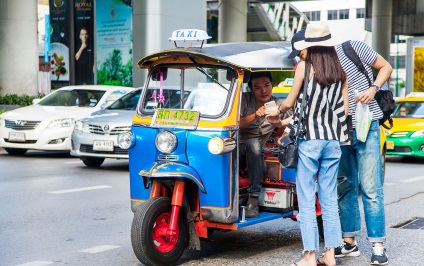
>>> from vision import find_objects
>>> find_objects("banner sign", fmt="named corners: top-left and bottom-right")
top-left (74, 0), bottom-right (95, 85)
top-left (95, 0), bottom-right (133, 86)
top-left (49, 0), bottom-right (70, 82)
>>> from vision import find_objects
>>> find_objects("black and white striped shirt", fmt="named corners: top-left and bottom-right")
top-left (335, 40), bottom-right (383, 128)
top-left (286, 76), bottom-right (348, 142)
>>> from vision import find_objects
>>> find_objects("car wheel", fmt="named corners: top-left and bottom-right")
top-left (5, 148), bottom-right (27, 156)
top-left (82, 157), bottom-right (105, 167)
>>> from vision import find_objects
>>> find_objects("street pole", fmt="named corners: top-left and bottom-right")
top-left (396, 34), bottom-right (399, 97)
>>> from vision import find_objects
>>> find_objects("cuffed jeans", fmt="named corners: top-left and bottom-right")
top-left (239, 138), bottom-right (264, 198)
top-left (337, 120), bottom-right (386, 243)
top-left (296, 139), bottom-right (343, 252)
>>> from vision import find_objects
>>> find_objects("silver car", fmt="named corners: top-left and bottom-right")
top-left (71, 88), bottom-right (141, 167)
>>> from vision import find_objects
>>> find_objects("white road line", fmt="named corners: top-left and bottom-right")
top-left (49, 185), bottom-right (112, 194)
top-left (383, 182), bottom-right (397, 186)
top-left (79, 245), bottom-right (120, 254)
top-left (15, 261), bottom-right (54, 266)
top-left (400, 176), bottom-right (424, 183)
top-left (63, 160), bottom-right (82, 164)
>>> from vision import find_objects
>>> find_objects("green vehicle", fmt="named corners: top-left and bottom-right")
top-left (386, 92), bottom-right (424, 157)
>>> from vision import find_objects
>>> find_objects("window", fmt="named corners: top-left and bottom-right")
top-left (304, 11), bottom-right (320, 21)
top-left (356, 8), bottom-right (365, 18)
top-left (339, 9), bottom-right (349, 19)
top-left (390, 56), bottom-right (406, 69)
top-left (328, 10), bottom-right (338, 20)
top-left (328, 9), bottom-right (349, 20)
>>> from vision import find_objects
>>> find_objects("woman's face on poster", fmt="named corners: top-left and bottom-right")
top-left (80, 29), bottom-right (88, 42)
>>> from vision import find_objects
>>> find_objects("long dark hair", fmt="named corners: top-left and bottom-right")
top-left (305, 46), bottom-right (346, 88)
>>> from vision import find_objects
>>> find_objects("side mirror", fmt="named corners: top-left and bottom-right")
top-left (151, 67), bottom-right (168, 81)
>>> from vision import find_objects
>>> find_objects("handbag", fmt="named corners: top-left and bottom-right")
top-left (278, 65), bottom-right (309, 168)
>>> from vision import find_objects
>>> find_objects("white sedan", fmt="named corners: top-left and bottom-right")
top-left (0, 85), bottom-right (133, 155)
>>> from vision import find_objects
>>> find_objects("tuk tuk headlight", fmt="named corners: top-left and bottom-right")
top-left (118, 131), bottom-right (135, 149)
top-left (156, 130), bottom-right (177, 154)
top-left (208, 137), bottom-right (236, 155)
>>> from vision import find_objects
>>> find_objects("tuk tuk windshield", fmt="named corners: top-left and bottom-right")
top-left (139, 66), bottom-right (235, 118)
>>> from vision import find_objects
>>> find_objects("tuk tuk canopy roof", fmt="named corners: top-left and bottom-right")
top-left (138, 41), bottom-right (296, 71)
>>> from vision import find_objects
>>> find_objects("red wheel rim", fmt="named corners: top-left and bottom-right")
top-left (152, 213), bottom-right (180, 253)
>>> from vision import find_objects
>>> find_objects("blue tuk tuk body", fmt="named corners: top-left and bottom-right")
top-left (118, 29), bottom-right (319, 266)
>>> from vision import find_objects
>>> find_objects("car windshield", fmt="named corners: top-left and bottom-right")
top-left (38, 89), bottom-right (106, 107)
top-left (108, 90), bottom-right (142, 110)
top-left (393, 101), bottom-right (424, 118)
top-left (139, 65), bottom-right (235, 118)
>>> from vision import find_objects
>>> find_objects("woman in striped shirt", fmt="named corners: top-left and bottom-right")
top-left (280, 22), bottom-right (349, 266)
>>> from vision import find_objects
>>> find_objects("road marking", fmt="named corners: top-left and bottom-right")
top-left (79, 245), bottom-right (120, 253)
top-left (15, 261), bottom-right (54, 266)
top-left (63, 160), bottom-right (82, 164)
top-left (384, 182), bottom-right (396, 186)
top-left (49, 185), bottom-right (112, 194)
top-left (400, 176), bottom-right (424, 183)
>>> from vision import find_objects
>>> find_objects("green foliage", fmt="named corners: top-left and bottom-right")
top-left (97, 49), bottom-right (133, 87)
top-left (0, 94), bottom-right (39, 106)
top-left (0, 108), bottom-right (5, 115)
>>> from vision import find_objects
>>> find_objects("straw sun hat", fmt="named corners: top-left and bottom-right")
top-left (293, 21), bottom-right (341, 50)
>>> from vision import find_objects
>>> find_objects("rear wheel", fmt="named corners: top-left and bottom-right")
top-left (131, 196), bottom-right (188, 266)
top-left (82, 157), bottom-right (105, 167)
top-left (5, 148), bottom-right (27, 155)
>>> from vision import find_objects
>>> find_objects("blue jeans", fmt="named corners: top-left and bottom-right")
top-left (337, 120), bottom-right (386, 243)
top-left (296, 139), bottom-right (343, 252)
top-left (239, 138), bottom-right (264, 198)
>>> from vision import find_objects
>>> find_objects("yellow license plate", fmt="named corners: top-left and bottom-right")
top-left (151, 109), bottom-right (199, 129)
top-left (386, 141), bottom-right (394, 150)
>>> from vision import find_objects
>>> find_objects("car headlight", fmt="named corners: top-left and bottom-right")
top-left (208, 137), bottom-right (236, 155)
top-left (118, 131), bottom-right (135, 149)
top-left (155, 130), bottom-right (177, 154)
top-left (411, 130), bottom-right (424, 138)
top-left (74, 120), bottom-right (89, 132)
top-left (48, 118), bottom-right (74, 128)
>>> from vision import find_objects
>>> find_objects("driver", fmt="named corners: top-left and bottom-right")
top-left (239, 71), bottom-right (293, 218)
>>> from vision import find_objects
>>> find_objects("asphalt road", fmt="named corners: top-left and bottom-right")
top-left (1, 148), bottom-right (424, 266)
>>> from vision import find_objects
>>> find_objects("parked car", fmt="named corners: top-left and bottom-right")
top-left (71, 88), bottom-right (142, 167)
top-left (386, 92), bottom-right (424, 158)
top-left (71, 86), bottom-right (193, 167)
top-left (0, 85), bottom-right (133, 155)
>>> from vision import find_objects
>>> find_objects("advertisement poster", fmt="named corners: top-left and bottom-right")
top-left (74, 0), bottom-right (95, 85)
top-left (414, 47), bottom-right (424, 92)
top-left (95, 0), bottom-right (133, 86)
top-left (49, 0), bottom-right (70, 83)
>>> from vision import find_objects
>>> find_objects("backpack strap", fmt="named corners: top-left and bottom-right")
top-left (341, 41), bottom-right (373, 86)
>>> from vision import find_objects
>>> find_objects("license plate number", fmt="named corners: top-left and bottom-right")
top-left (93, 140), bottom-right (114, 151)
top-left (386, 141), bottom-right (394, 150)
top-left (9, 132), bottom-right (26, 142)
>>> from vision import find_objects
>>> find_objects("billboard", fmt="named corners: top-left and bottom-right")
top-left (406, 37), bottom-right (424, 93)
top-left (95, 0), bottom-right (133, 86)
top-left (49, 0), bottom-right (70, 83)
top-left (74, 0), bottom-right (95, 85)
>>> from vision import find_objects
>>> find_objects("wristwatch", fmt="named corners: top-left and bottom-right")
top-left (371, 84), bottom-right (380, 92)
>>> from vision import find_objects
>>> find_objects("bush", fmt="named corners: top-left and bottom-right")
top-left (0, 94), bottom-right (40, 106)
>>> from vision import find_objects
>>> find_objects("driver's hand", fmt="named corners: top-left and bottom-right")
top-left (265, 106), bottom-right (279, 116)
top-left (255, 106), bottom-right (266, 118)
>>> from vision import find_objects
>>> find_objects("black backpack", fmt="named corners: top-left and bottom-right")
top-left (341, 41), bottom-right (395, 129)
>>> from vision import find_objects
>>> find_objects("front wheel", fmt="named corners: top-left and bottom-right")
top-left (5, 148), bottom-right (27, 155)
top-left (131, 196), bottom-right (189, 266)
top-left (82, 157), bottom-right (105, 167)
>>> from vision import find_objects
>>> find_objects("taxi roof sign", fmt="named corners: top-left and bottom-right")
top-left (169, 29), bottom-right (211, 48)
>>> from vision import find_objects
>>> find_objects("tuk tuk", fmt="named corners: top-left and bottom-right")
top-left (117, 29), bottom-right (322, 266)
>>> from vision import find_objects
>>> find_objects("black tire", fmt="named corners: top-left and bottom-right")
top-left (131, 196), bottom-right (189, 266)
top-left (82, 157), bottom-right (105, 167)
top-left (317, 215), bottom-right (324, 241)
top-left (5, 148), bottom-right (27, 156)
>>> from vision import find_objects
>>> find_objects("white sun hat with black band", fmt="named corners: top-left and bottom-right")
top-left (294, 21), bottom-right (341, 50)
